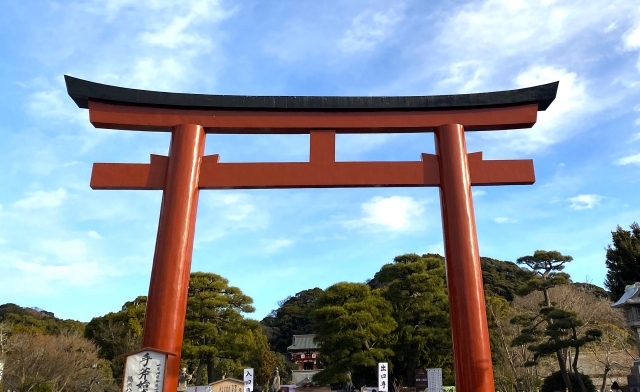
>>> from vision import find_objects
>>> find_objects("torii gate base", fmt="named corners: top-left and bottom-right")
top-left (65, 76), bottom-right (558, 392)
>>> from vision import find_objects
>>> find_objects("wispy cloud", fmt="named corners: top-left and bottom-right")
top-left (567, 194), bottom-right (603, 210)
top-left (13, 189), bottom-right (67, 210)
top-left (198, 192), bottom-right (270, 242)
top-left (87, 231), bottom-right (103, 239)
top-left (263, 238), bottom-right (294, 255)
top-left (338, 6), bottom-right (404, 53)
top-left (494, 217), bottom-right (516, 224)
top-left (614, 153), bottom-right (640, 165)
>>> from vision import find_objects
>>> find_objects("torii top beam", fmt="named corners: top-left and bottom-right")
top-left (65, 75), bottom-right (558, 134)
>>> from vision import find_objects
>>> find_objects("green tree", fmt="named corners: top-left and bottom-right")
top-left (312, 282), bottom-right (396, 387)
top-left (512, 251), bottom-right (600, 392)
top-left (85, 296), bottom-right (146, 383)
top-left (516, 250), bottom-right (572, 307)
top-left (182, 272), bottom-right (256, 384)
top-left (0, 304), bottom-right (85, 336)
top-left (541, 371), bottom-right (596, 392)
top-left (261, 288), bottom-right (324, 353)
top-left (371, 253), bottom-right (453, 386)
top-left (481, 257), bottom-right (535, 302)
top-left (604, 223), bottom-right (640, 299)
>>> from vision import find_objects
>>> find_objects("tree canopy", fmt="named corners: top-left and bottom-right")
top-left (261, 288), bottom-right (324, 353)
top-left (372, 253), bottom-right (454, 385)
top-left (312, 282), bottom-right (397, 387)
top-left (604, 222), bottom-right (640, 299)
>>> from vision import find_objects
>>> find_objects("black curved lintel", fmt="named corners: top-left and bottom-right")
top-left (64, 75), bottom-right (558, 112)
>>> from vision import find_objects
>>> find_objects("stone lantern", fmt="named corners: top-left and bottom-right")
top-left (611, 283), bottom-right (640, 392)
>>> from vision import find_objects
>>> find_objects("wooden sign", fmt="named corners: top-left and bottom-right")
top-left (121, 349), bottom-right (168, 392)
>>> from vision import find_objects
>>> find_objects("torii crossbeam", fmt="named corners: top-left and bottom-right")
top-left (65, 75), bottom-right (558, 392)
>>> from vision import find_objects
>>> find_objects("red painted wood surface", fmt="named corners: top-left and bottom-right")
top-left (435, 124), bottom-right (495, 392)
top-left (87, 100), bottom-right (538, 133)
top-left (90, 131), bottom-right (534, 190)
top-left (140, 124), bottom-right (205, 392)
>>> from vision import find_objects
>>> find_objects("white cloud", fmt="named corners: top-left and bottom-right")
top-left (0, 249), bottom-right (108, 295)
top-left (494, 217), bottom-right (516, 223)
top-left (40, 238), bottom-right (91, 262)
top-left (263, 238), bottom-right (294, 255)
top-left (623, 23), bottom-right (640, 51)
top-left (614, 153), bottom-right (640, 165)
top-left (205, 193), bottom-right (259, 221)
top-left (438, 0), bottom-right (634, 65)
top-left (343, 196), bottom-right (425, 232)
top-left (567, 194), bottom-right (603, 210)
top-left (13, 259), bottom-right (102, 289)
top-left (13, 189), bottom-right (67, 210)
top-left (26, 85), bottom-right (88, 126)
top-left (88, 231), bottom-right (103, 239)
top-left (473, 190), bottom-right (487, 197)
top-left (198, 193), bottom-right (269, 242)
top-left (482, 66), bottom-right (591, 153)
top-left (438, 60), bottom-right (488, 93)
top-left (339, 6), bottom-right (403, 53)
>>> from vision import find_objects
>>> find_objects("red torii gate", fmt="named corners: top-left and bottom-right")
top-left (65, 76), bottom-right (558, 392)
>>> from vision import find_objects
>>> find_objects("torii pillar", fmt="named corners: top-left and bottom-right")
top-left (65, 75), bottom-right (558, 392)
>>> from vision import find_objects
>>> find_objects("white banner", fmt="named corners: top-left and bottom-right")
top-left (244, 368), bottom-right (254, 392)
top-left (426, 368), bottom-right (442, 392)
top-left (122, 350), bottom-right (167, 392)
top-left (378, 362), bottom-right (388, 392)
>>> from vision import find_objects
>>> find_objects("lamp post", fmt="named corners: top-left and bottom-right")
top-left (611, 283), bottom-right (640, 392)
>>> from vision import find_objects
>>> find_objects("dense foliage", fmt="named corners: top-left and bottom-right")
top-left (313, 282), bottom-right (397, 386)
top-left (261, 288), bottom-right (324, 353)
top-left (0, 303), bottom-right (84, 335)
top-left (373, 253), bottom-right (453, 386)
top-left (541, 371), bottom-right (596, 392)
top-left (604, 222), bottom-right (640, 299)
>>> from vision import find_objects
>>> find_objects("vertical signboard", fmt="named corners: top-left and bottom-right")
top-left (378, 362), bottom-right (389, 392)
top-left (415, 368), bottom-right (428, 391)
top-left (426, 368), bottom-right (442, 392)
top-left (244, 368), bottom-right (254, 392)
top-left (122, 350), bottom-right (167, 392)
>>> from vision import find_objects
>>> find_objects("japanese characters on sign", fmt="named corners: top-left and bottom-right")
top-left (415, 368), bottom-right (428, 390)
top-left (122, 350), bottom-right (167, 392)
top-left (244, 368), bottom-right (254, 392)
top-left (378, 362), bottom-right (388, 392)
top-left (426, 368), bottom-right (442, 392)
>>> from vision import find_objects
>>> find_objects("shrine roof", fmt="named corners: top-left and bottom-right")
top-left (65, 75), bottom-right (558, 112)
top-left (287, 334), bottom-right (319, 351)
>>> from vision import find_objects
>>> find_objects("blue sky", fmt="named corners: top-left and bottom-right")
top-left (1, 0), bottom-right (640, 322)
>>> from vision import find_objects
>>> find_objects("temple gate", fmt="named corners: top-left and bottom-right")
top-left (65, 75), bottom-right (558, 392)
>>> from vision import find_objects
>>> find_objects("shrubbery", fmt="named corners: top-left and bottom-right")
top-left (541, 371), bottom-right (596, 392)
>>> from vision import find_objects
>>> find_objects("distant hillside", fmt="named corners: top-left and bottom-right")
top-left (0, 303), bottom-right (85, 334)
